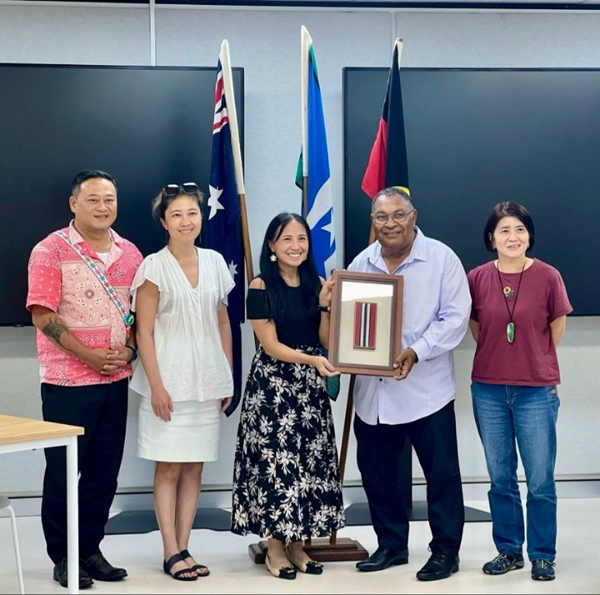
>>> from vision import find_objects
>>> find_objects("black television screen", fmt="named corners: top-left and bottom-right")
top-left (344, 68), bottom-right (600, 316)
top-left (0, 64), bottom-right (243, 326)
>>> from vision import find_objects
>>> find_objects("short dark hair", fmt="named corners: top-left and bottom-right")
top-left (71, 170), bottom-right (117, 196)
top-left (151, 186), bottom-right (204, 221)
top-left (372, 186), bottom-right (413, 211)
top-left (483, 201), bottom-right (536, 252)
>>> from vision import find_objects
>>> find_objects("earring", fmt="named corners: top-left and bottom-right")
top-left (270, 252), bottom-right (277, 262)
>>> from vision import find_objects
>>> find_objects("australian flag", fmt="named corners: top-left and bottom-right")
top-left (202, 58), bottom-right (244, 416)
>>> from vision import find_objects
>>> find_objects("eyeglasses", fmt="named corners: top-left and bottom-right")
top-left (372, 209), bottom-right (415, 225)
top-left (162, 182), bottom-right (199, 198)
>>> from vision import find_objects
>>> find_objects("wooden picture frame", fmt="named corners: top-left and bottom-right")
top-left (328, 270), bottom-right (403, 376)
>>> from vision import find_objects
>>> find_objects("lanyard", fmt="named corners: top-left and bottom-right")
top-left (54, 230), bottom-right (135, 331)
top-left (495, 260), bottom-right (526, 345)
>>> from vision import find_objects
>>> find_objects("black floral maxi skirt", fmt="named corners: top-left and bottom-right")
top-left (231, 345), bottom-right (346, 542)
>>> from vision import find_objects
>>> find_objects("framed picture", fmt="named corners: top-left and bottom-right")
top-left (328, 270), bottom-right (403, 376)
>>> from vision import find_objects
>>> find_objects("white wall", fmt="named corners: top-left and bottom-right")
top-left (1, 3), bottom-right (599, 498)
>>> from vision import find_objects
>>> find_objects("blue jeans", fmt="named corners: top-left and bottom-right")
top-left (471, 382), bottom-right (560, 562)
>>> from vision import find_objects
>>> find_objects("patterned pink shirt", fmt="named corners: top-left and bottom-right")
top-left (27, 221), bottom-right (143, 386)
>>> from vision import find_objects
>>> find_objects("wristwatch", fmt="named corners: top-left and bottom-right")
top-left (125, 345), bottom-right (138, 362)
top-left (319, 305), bottom-right (330, 312)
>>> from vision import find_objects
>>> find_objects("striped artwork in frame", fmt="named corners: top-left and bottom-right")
top-left (328, 269), bottom-right (403, 376)
top-left (353, 301), bottom-right (377, 349)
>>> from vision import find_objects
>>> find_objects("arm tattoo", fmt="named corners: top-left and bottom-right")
top-left (42, 318), bottom-right (75, 354)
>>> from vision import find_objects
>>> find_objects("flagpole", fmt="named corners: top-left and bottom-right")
top-left (302, 179), bottom-right (308, 218)
top-left (365, 37), bottom-right (403, 248)
top-left (368, 224), bottom-right (376, 245)
top-left (358, 27), bottom-right (399, 486)
top-left (302, 20), bottom-right (311, 539)
top-left (221, 40), bottom-right (244, 196)
top-left (238, 192), bottom-right (259, 352)
top-left (220, 41), bottom-right (257, 350)
top-left (301, 25), bottom-right (312, 549)
top-left (331, 35), bottom-right (407, 560)
top-left (301, 26), bottom-right (310, 218)
top-left (298, 26), bottom-right (366, 563)
top-left (395, 37), bottom-right (404, 71)
top-left (237, 193), bottom-right (254, 281)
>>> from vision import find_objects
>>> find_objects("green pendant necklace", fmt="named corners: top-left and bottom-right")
top-left (496, 260), bottom-right (526, 344)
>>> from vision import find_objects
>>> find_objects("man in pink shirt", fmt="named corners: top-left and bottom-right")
top-left (27, 170), bottom-right (143, 589)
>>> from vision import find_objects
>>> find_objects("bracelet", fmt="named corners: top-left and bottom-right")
top-left (125, 345), bottom-right (138, 362)
top-left (319, 305), bottom-right (330, 313)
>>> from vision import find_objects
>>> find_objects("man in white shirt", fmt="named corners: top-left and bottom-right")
top-left (351, 187), bottom-right (471, 581)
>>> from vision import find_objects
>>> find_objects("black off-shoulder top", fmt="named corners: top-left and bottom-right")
top-left (246, 285), bottom-right (320, 348)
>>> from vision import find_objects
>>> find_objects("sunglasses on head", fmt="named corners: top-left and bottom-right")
top-left (162, 182), bottom-right (199, 197)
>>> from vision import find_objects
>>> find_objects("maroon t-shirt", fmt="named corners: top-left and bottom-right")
top-left (468, 259), bottom-right (572, 386)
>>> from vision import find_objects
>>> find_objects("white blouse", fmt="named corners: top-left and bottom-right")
top-left (129, 247), bottom-right (234, 403)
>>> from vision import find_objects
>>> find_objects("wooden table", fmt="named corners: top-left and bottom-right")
top-left (0, 415), bottom-right (84, 594)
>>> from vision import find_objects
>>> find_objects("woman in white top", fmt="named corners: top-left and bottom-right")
top-left (130, 183), bottom-right (234, 582)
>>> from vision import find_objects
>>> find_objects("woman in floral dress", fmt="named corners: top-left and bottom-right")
top-left (231, 212), bottom-right (345, 580)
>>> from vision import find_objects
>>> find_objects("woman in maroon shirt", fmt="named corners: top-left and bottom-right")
top-left (467, 202), bottom-right (572, 582)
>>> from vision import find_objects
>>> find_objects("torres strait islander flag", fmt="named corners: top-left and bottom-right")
top-left (361, 38), bottom-right (410, 199)
top-left (203, 40), bottom-right (245, 416)
top-left (296, 26), bottom-right (337, 278)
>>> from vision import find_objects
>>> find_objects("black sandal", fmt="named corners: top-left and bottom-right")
top-left (180, 549), bottom-right (210, 577)
top-left (163, 553), bottom-right (198, 581)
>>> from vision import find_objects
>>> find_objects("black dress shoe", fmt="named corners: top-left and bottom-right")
top-left (416, 551), bottom-right (459, 581)
top-left (356, 547), bottom-right (409, 572)
top-left (53, 558), bottom-right (93, 589)
top-left (80, 553), bottom-right (127, 581)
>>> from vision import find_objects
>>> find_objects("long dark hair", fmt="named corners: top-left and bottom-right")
top-left (258, 212), bottom-right (321, 324)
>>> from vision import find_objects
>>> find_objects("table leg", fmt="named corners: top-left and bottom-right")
top-left (66, 437), bottom-right (79, 595)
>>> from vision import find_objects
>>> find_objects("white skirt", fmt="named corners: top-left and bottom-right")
top-left (138, 397), bottom-right (221, 462)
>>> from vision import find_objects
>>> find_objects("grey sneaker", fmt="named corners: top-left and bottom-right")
top-left (531, 559), bottom-right (555, 581)
top-left (482, 552), bottom-right (525, 575)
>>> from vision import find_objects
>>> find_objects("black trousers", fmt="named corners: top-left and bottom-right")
top-left (41, 379), bottom-right (128, 563)
top-left (354, 401), bottom-right (464, 557)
